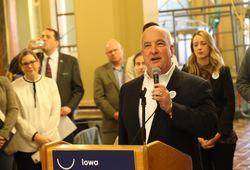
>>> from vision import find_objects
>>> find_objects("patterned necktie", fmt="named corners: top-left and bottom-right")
top-left (45, 57), bottom-right (52, 78)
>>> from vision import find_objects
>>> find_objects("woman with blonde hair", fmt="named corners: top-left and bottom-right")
top-left (185, 30), bottom-right (224, 78)
top-left (182, 30), bottom-right (237, 170)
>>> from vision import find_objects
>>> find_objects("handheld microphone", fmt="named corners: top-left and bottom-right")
top-left (152, 67), bottom-right (161, 84)
top-left (152, 67), bottom-right (161, 106)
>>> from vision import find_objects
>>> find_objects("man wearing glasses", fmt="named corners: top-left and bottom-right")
top-left (94, 39), bottom-right (125, 144)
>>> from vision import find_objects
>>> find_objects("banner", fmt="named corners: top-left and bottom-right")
top-left (53, 150), bottom-right (135, 170)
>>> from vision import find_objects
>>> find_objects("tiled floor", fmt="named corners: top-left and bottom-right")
top-left (233, 118), bottom-right (250, 170)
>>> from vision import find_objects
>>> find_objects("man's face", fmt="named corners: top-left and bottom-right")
top-left (142, 27), bottom-right (173, 76)
top-left (134, 55), bottom-right (146, 77)
top-left (41, 30), bottom-right (59, 54)
top-left (105, 40), bottom-right (123, 65)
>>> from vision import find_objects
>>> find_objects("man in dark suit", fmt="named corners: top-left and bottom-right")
top-left (237, 47), bottom-right (250, 103)
top-left (94, 39), bottom-right (124, 144)
top-left (118, 26), bottom-right (218, 170)
top-left (8, 28), bottom-right (84, 143)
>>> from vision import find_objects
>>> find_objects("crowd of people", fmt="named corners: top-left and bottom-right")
top-left (1, 23), bottom-right (250, 170)
top-left (2, 28), bottom-right (84, 170)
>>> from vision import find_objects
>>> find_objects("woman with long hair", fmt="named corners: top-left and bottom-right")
top-left (182, 30), bottom-right (237, 170)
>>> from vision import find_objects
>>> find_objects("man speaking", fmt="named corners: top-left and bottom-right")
top-left (118, 26), bottom-right (218, 170)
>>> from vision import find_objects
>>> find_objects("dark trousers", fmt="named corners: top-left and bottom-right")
top-left (0, 150), bottom-right (13, 170)
top-left (14, 151), bottom-right (41, 170)
top-left (201, 142), bottom-right (236, 170)
top-left (64, 133), bottom-right (74, 143)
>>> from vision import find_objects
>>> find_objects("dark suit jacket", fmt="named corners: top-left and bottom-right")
top-left (37, 52), bottom-right (84, 118)
top-left (237, 47), bottom-right (250, 101)
top-left (183, 65), bottom-right (235, 137)
top-left (9, 52), bottom-right (84, 119)
top-left (118, 68), bottom-right (218, 170)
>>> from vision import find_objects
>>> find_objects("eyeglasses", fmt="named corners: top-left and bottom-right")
top-left (106, 49), bottom-right (118, 55)
top-left (21, 60), bottom-right (37, 67)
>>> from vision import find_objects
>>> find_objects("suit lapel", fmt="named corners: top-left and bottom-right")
top-left (148, 67), bottom-right (182, 142)
top-left (129, 76), bottom-right (144, 144)
top-left (167, 67), bottom-right (182, 91)
top-left (56, 53), bottom-right (64, 83)
top-left (37, 53), bottom-right (44, 74)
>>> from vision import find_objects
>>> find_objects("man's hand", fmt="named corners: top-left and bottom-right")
top-left (61, 106), bottom-right (72, 116)
top-left (26, 39), bottom-right (44, 50)
top-left (0, 135), bottom-right (6, 149)
top-left (152, 84), bottom-right (172, 114)
top-left (113, 111), bottom-right (119, 121)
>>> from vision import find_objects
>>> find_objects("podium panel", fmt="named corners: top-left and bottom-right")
top-left (147, 142), bottom-right (192, 170)
top-left (41, 141), bottom-right (147, 170)
top-left (40, 141), bottom-right (192, 170)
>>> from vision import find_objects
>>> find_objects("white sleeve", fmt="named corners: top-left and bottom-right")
top-left (16, 115), bottom-right (37, 140)
top-left (13, 81), bottom-right (37, 140)
top-left (125, 56), bottom-right (136, 82)
top-left (42, 80), bottom-right (61, 140)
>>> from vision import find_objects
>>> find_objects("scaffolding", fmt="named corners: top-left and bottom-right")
top-left (159, 2), bottom-right (250, 73)
top-left (159, 1), bottom-right (250, 116)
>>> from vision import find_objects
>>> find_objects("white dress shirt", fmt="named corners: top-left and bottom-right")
top-left (41, 49), bottom-right (59, 81)
top-left (139, 64), bottom-right (175, 143)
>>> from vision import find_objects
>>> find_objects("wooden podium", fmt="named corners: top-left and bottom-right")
top-left (40, 140), bottom-right (192, 170)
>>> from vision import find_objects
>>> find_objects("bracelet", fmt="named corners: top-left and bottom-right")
top-left (167, 100), bottom-right (173, 119)
top-left (32, 132), bottom-right (38, 141)
top-left (169, 111), bottom-right (173, 119)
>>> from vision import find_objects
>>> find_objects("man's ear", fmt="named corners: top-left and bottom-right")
top-left (170, 45), bottom-right (174, 57)
top-left (56, 41), bottom-right (60, 48)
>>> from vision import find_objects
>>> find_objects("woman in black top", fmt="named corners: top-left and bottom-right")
top-left (182, 30), bottom-right (237, 170)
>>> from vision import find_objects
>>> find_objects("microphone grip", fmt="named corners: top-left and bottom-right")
top-left (153, 73), bottom-right (159, 105)
top-left (153, 73), bottom-right (159, 84)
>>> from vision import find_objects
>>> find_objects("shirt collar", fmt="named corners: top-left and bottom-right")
top-left (44, 49), bottom-right (59, 60)
top-left (144, 64), bottom-right (175, 86)
top-left (112, 64), bottom-right (124, 71)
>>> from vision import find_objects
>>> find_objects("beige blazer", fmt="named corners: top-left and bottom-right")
top-left (0, 76), bottom-right (18, 154)
top-left (0, 77), bottom-right (18, 140)
top-left (94, 62), bottom-right (123, 133)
